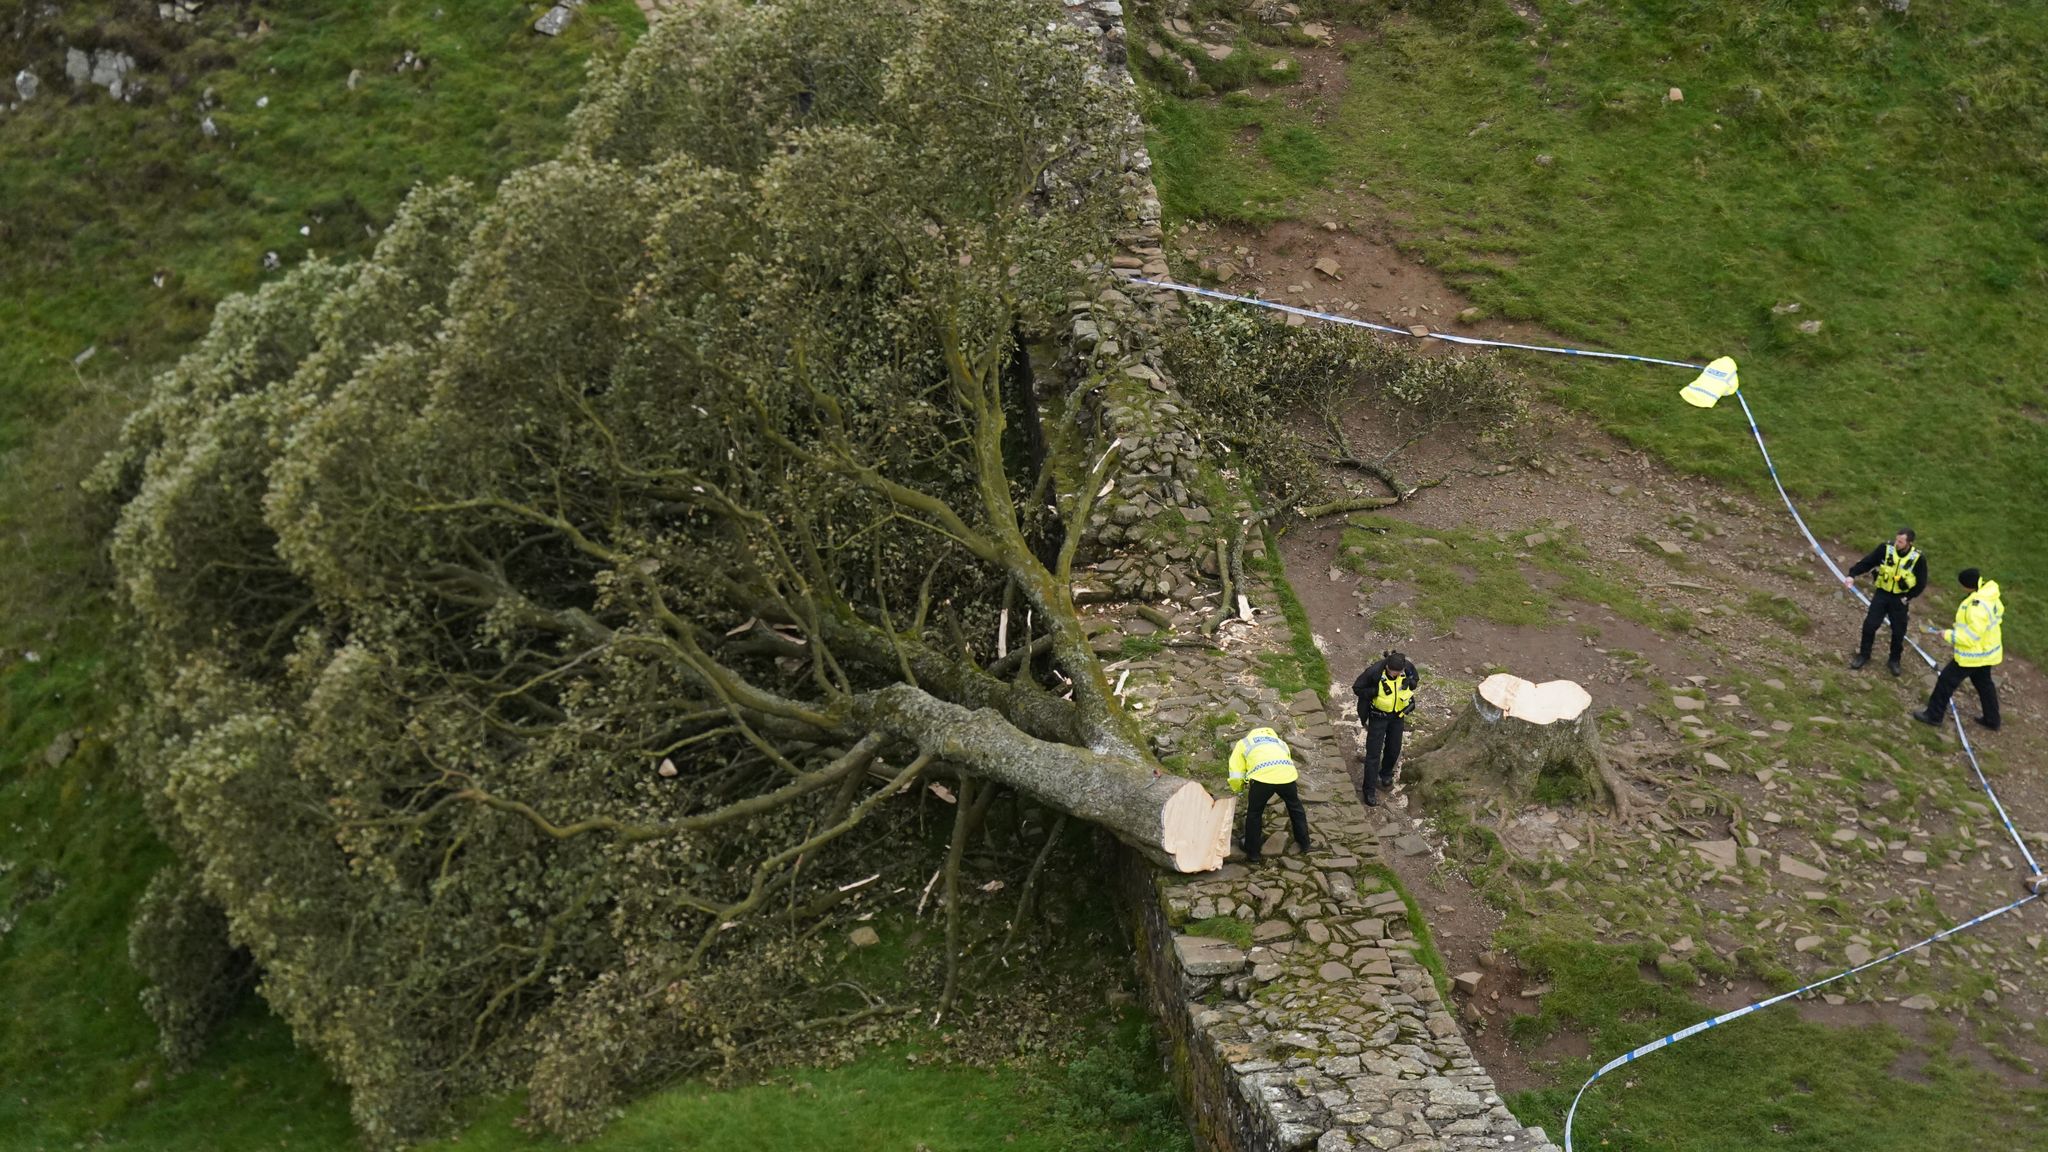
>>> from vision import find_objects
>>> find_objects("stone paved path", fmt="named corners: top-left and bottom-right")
top-left (1102, 594), bottom-right (1560, 1151)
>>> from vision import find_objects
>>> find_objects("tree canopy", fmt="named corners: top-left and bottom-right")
top-left (96, 1), bottom-right (1226, 1142)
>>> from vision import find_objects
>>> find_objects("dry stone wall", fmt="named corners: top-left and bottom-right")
top-left (1059, 3), bottom-right (1560, 1149)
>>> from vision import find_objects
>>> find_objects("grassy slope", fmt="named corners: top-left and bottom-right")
top-left (0, 1), bottom-right (641, 448)
top-left (1141, 0), bottom-right (2048, 654)
top-left (1503, 935), bottom-right (2046, 1152)
top-left (0, 5), bottom-right (1188, 1149)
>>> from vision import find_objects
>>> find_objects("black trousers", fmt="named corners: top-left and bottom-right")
top-left (1926, 660), bottom-right (2000, 727)
top-left (1858, 592), bottom-right (1911, 663)
top-left (1242, 779), bottom-right (1310, 859)
top-left (1362, 711), bottom-right (1406, 794)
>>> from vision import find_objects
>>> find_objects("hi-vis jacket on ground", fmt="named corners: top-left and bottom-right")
top-left (1227, 728), bottom-right (1297, 794)
top-left (1945, 580), bottom-right (2004, 667)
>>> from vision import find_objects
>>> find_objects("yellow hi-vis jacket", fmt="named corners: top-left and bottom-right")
top-left (1943, 580), bottom-right (2003, 667)
top-left (1369, 672), bottom-right (1416, 715)
top-left (1875, 544), bottom-right (1920, 595)
top-left (1227, 728), bottom-right (1297, 794)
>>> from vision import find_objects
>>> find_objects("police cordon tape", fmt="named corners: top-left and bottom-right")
top-left (1559, 889), bottom-right (2041, 1149)
top-left (1119, 274), bottom-right (2046, 1150)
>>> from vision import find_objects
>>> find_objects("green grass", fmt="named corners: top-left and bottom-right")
top-left (1746, 591), bottom-right (1816, 636)
top-left (0, 1), bottom-right (641, 451)
top-left (1505, 934), bottom-right (2048, 1152)
top-left (403, 1034), bottom-right (1188, 1152)
top-left (1338, 517), bottom-right (1696, 636)
top-left (1360, 863), bottom-right (1450, 1001)
top-left (1142, 0), bottom-right (2048, 657)
top-left (1342, 519), bottom-right (1553, 630)
top-left (1184, 915), bottom-right (1256, 950)
top-left (1255, 529), bottom-right (1335, 697)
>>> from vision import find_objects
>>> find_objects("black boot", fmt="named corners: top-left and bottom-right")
top-left (1361, 782), bottom-right (1379, 807)
top-left (1887, 659), bottom-right (1902, 677)
top-left (1909, 708), bottom-right (1941, 726)
top-left (1848, 653), bottom-right (1870, 670)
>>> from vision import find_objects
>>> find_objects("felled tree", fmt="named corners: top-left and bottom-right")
top-left (94, 2), bottom-right (1230, 1143)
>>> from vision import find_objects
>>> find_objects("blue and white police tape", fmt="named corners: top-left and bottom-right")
top-left (1731, 393), bottom-right (2042, 876)
top-left (1561, 890), bottom-right (2040, 1151)
top-left (1122, 277), bottom-right (1708, 370)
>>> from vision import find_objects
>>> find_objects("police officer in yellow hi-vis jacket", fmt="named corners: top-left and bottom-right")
top-left (1351, 650), bottom-right (1419, 807)
top-left (1842, 527), bottom-right (1928, 676)
top-left (1228, 727), bottom-right (1311, 864)
top-left (1912, 568), bottom-right (2003, 731)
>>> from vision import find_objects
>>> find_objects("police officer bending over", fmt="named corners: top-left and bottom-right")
top-left (1352, 650), bottom-right (1419, 807)
top-left (1228, 727), bottom-right (1311, 864)
top-left (1843, 527), bottom-right (1928, 676)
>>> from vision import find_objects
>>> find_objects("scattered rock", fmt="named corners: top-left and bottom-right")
top-left (1534, 153), bottom-right (1555, 167)
top-left (1654, 539), bottom-right (1686, 556)
top-left (1693, 839), bottom-right (1738, 870)
top-left (1312, 256), bottom-right (1342, 279)
top-left (1458, 307), bottom-right (1482, 324)
top-left (1794, 935), bottom-right (1822, 953)
top-left (534, 4), bottom-right (577, 35)
top-left (14, 70), bottom-right (38, 102)
top-left (1667, 87), bottom-right (1684, 102)
top-left (1899, 994), bottom-right (1937, 1011)
top-left (1797, 319), bottom-right (1824, 335)
top-left (1204, 43), bottom-right (1235, 61)
top-left (43, 731), bottom-right (76, 769)
top-left (1454, 971), bottom-right (1484, 995)
top-left (848, 926), bottom-right (880, 948)
top-left (1672, 695), bottom-right (1706, 711)
top-left (1778, 854), bottom-right (1827, 882)
top-left (1845, 943), bottom-right (1874, 966)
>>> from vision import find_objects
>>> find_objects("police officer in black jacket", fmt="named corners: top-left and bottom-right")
top-left (1352, 650), bottom-right (1419, 807)
top-left (1842, 527), bottom-right (1929, 676)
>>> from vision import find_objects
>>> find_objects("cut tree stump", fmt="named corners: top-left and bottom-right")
top-left (1404, 673), bottom-right (1628, 813)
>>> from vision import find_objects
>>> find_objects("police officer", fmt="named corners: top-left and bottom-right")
top-left (1351, 650), bottom-right (1419, 807)
top-left (1228, 727), bottom-right (1310, 863)
top-left (1912, 568), bottom-right (2003, 731)
top-left (1842, 527), bottom-right (1928, 676)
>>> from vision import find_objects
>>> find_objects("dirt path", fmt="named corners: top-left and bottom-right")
top-left (1206, 215), bottom-right (2048, 1089)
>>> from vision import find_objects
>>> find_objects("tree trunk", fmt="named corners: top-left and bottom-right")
top-left (858, 683), bottom-right (1236, 872)
top-left (1403, 674), bottom-right (1618, 808)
